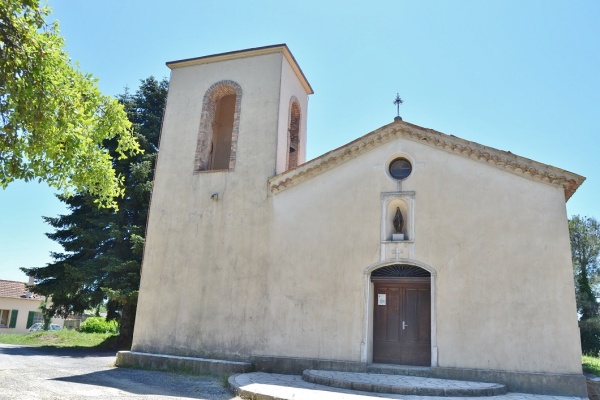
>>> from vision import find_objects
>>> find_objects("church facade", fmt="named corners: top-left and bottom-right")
top-left (128, 45), bottom-right (587, 395)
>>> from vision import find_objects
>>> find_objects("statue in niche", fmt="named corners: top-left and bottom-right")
top-left (393, 207), bottom-right (404, 233)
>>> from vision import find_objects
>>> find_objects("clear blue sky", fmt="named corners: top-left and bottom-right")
top-left (1, 0), bottom-right (598, 282)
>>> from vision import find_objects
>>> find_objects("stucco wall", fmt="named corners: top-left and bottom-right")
top-left (260, 138), bottom-right (581, 374)
top-left (134, 51), bottom-right (308, 359)
top-left (133, 50), bottom-right (581, 377)
top-left (411, 147), bottom-right (580, 374)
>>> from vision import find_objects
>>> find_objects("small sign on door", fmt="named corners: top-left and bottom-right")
top-left (378, 294), bottom-right (386, 305)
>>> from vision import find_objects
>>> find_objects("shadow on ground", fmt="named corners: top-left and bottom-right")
top-left (0, 344), bottom-right (115, 358)
top-left (53, 367), bottom-right (233, 399)
top-left (0, 344), bottom-right (235, 399)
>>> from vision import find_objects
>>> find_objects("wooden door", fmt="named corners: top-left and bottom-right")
top-left (373, 278), bottom-right (431, 365)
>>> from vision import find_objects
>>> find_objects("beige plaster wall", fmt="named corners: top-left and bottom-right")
top-left (0, 297), bottom-right (63, 333)
top-left (133, 51), bottom-right (581, 376)
top-left (408, 144), bottom-right (581, 374)
top-left (134, 51), bottom-right (310, 359)
top-left (261, 138), bottom-right (581, 374)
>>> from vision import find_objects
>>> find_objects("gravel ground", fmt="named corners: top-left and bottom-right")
top-left (0, 344), bottom-right (240, 400)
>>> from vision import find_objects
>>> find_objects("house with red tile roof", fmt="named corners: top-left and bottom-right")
top-left (0, 279), bottom-right (64, 333)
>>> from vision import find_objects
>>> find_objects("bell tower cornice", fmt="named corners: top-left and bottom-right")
top-left (166, 44), bottom-right (314, 95)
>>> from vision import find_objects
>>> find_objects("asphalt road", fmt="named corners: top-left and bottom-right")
top-left (0, 344), bottom-right (240, 400)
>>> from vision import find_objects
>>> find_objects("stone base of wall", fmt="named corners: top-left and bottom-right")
top-left (587, 374), bottom-right (600, 400)
top-left (115, 351), bottom-right (252, 376)
top-left (116, 352), bottom-right (588, 397)
top-left (251, 355), bottom-right (588, 397)
top-left (427, 366), bottom-right (587, 397)
top-left (251, 355), bottom-right (367, 375)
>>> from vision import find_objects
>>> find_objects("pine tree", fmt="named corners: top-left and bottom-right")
top-left (23, 77), bottom-right (168, 346)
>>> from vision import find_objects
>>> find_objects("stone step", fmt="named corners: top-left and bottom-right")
top-left (230, 372), bottom-right (589, 400)
top-left (115, 350), bottom-right (252, 375)
top-left (302, 369), bottom-right (508, 397)
top-left (367, 363), bottom-right (434, 377)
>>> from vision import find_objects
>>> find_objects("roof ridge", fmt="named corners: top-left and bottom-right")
top-left (269, 120), bottom-right (585, 200)
top-left (0, 279), bottom-right (27, 284)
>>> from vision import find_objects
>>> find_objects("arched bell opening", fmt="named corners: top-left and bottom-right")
top-left (286, 100), bottom-right (301, 170)
top-left (194, 80), bottom-right (242, 172)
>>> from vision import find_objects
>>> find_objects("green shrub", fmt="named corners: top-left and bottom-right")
top-left (580, 318), bottom-right (600, 355)
top-left (80, 317), bottom-right (118, 334)
top-left (583, 355), bottom-right (600, 376)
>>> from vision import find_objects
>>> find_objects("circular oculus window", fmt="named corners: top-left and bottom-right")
top-left (389, 158), bottom-right (412, 180)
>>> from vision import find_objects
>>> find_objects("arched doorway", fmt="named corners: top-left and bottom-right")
top-left (371, 264), bottom-right (431, 366)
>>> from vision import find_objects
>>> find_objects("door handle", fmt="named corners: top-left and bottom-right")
top-left (402, 321), bottom-right (408, 330)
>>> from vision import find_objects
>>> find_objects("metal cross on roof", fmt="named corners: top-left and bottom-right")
top-left (394, 93), bottom-right (403, 121)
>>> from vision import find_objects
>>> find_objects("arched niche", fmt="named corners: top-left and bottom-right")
top-left (386, 198), bottom-right (409, 241)
top-left (381, 192), bottom-right (414, 243)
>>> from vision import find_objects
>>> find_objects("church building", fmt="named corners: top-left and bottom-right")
top-left (123, 44), bottom-right (587, 396)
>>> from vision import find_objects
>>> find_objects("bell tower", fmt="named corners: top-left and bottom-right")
top-left (159, 44), bottom-right (313, 183)
top-left (134, 45), bottom-right (314, 358)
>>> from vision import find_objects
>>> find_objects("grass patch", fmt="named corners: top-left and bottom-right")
top-left (0, 330), bottom-right (119, 349)
top-left (583, 354), bottom-right (600, 376)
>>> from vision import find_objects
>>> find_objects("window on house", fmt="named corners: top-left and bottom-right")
top-left (287, 101), bottom-right (301, 170)
top-left (195, 80), bottom-right (242, 172)
top-left (0, 309), bottom-right (17, 328)
top-left (0, 310), bottom-right (8, 327)
top-left (27, 311), bottom-right (43, 329)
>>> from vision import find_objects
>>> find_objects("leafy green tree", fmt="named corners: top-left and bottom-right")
top-left (23, 77), bottom-right (168, 347)
top-left (39, 300), bottom-right (54, 331)
top-left (570, 215), bottom-right (600, 321)
top-left (1, 0), bottom-right (140, 208)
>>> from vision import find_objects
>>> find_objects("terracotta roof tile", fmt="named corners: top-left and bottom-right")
top-left (0, 280), bottom-right (40, 299)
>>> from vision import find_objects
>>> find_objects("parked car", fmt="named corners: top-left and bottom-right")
top-left (28, 323), bottom-right (63, 332)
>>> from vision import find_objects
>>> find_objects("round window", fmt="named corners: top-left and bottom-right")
top-left (389, 158), bottom-right (412, 180)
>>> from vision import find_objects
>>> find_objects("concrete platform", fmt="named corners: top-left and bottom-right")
top-left (229, 372), bottom-right (588, 400)
top-left (250, 357), bottom-right (587, 396)
top-left (302, 369), bottom-right (507, 396)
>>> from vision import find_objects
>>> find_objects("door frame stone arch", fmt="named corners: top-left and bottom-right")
top-left (362, 259), bottom-right (438, 366)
